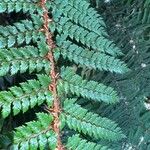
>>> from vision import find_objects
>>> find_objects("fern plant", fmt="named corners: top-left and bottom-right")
top-left (0, 0), bottom-right (129, 149)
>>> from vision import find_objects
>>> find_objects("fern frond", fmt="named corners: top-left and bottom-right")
top-left (56, 37), bottom-right (129, 73)
top-left (54, 16), bottom-right (123, 56)
top-left (0, 42), bottom-right (50, 76)
top-left (53, 0), bottom-right (107, 37)
top-left (0, 20), bottom-right (44, 48)
top-left (0, 0), bottom-right (130, 149)
top-left (67, 0), bottom-right (106, 26)
top-left (0, 0), bottom-right (40, 14)
top-left (66, 134), bottom-right (111, 150)
top-left (11, 113), bottom-right (57, 150)
top-left (62, 99), bottom-right (125, 141)
top-left (0, 75), bottom-right (52, 118)
top-left (59, 67), bottom-right (119, 103)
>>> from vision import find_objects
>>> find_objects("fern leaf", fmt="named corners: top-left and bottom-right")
top-left (56, 37), bottom-right (129, 73)
top-left (59, 67), bottom-right (119, 103)
top-left (53, 16), bottom-right (123, 56)
top-left (66, 134), bottom-right (111, 150)
top-left (68, 0), bottom-right (106, 27)
top-left (0, 75), bottom-right (52, 118)
top-left (62, 99), bottom-right (125, 141)
top-left (0, 0), bottom-right (41, 14)
top-left (0, 20), bottom-right (44, 48)
top-left (11, 113), bottom-right (57, 150)
top-left (53, 0), bottom-right (107, 37)
top-left (0, 42), bottom-right (50, 76)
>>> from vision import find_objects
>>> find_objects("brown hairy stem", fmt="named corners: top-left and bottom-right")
top-left (40, 0), bottom-right (64, 149)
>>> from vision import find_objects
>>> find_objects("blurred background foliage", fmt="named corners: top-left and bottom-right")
top-left (80, 0), bottom-right (150, 149)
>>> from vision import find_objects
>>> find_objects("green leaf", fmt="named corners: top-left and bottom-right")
top-left (63, 99), bottom-right (125, 141)
top-left (12, 113), bottom-right (56, 150)
top-left (59, 67), bottom-right (119, 104)
top-left (66, 134), bottom-right (111, 150)
top-left (0, 75), bottom-right (52, 118)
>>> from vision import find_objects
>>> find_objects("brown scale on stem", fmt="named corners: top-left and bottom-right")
top-left (40, 0), bottom-right (64, 149)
